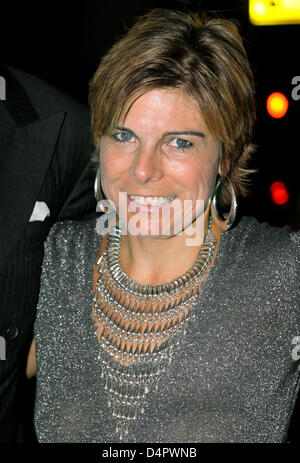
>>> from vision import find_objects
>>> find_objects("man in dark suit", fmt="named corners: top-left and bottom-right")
top-left (0, 64), bottom-right (97, 442)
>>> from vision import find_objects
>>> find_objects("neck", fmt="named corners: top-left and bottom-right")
top-left (119, 207), bottom-right (221, 285)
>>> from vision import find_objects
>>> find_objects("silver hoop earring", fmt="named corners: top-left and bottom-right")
top-left (95, 167), bottom-right (109, 213)
top-left (210, 176), bottom-right (237, 230)
top-left (94, 167), bottom-right (101, 201)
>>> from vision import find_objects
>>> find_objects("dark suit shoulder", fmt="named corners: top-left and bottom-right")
top-left (6, 65), bottom-right (89, 120)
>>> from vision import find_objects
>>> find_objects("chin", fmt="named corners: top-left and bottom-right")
top-left (123, 213), bottom-right (166, 236)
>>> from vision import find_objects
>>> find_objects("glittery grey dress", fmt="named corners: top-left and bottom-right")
top-left (34, 216), bottom-right (300, 443)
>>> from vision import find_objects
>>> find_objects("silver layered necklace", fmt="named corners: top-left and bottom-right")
top-left (92, 218), bottom-right (217, 441)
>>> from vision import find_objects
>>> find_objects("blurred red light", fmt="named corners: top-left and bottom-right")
top-left (270, 181), bottom-right (289, 205)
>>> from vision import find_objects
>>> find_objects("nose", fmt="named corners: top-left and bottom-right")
top-left (130, 145), bottom-right (163, 184)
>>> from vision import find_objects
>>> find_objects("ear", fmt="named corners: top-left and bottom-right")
top-left (218, 146), bottom-right (230, 177)
top-left (218, 163), bottom-right (223, 176)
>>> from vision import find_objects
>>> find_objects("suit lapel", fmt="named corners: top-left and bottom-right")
top-left (0, 112), bottom-right (65, 270)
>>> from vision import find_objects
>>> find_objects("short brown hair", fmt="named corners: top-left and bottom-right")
top-left (89, 8), bottom-right (256, 204)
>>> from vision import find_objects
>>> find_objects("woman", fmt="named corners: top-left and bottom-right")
top-left (30, 9), bottom-right (300, 443)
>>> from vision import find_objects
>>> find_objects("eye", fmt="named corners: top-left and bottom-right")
top-left (111, 132), bottom-right (134, 143)
top-left (169, 138), bottom-right (193, 150)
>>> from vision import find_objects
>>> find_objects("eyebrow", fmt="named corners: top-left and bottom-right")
top-left (115, 127), bottom-right (205, 139)
top-left (115, 126), bottom-right (136, 136)
top-left (162, 131), bottom-right (205, 138)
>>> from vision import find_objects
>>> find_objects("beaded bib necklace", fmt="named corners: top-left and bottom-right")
top-left (92, 219), bottom-right (217, 441)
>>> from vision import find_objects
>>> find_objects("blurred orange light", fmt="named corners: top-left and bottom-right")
top-left (267, 92), bottom-right (289, 118)
top-left (270, 181), bottom-right (289, 205)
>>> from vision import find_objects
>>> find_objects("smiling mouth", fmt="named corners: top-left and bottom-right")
top-left (128, 195), bottom-right (176, 206)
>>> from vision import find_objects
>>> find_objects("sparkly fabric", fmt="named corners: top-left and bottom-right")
top-left (34, 216), bottom-right (300, 443)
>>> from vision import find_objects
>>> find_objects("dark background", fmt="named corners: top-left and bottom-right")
top-left (1, 0), bottom-right (299, 442)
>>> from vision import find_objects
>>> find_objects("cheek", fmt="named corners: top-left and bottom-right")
top-left (100, 155), bottom-right (111, 180)
top-left (100, 150), bottom-right (123, 182)
top-left (177, 158), bottom-right (218, 196)
top-left (99, 153), bottom-right (116, 199)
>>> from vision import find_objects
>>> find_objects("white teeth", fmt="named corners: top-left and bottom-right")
top-left (129, 195), bottom-right (175, 206)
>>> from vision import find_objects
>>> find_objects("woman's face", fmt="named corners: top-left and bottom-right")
top-left (100, 88), bottom-right (221, 238)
